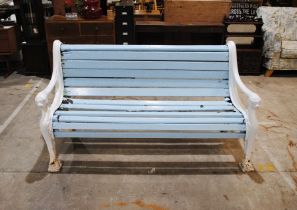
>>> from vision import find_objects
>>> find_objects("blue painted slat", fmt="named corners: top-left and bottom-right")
top-left (54, 44), bottom-right (246, 140)
top-left (63, 69), bottom-right (229, 79)
top-left (54, 116), bottom-right (244, 124)
top-left (68, 99), bottom-right (231, 106)
top-left (63, 88), bottom-right (229, 97)
top-left (54, 110), bottom-right (242, 118)
top-left (61, 44), bottom-right (229, 52)
top-left (62, 51), bottom-right (229, 61)
top-left (52, 122), bottom-right (246, 131)
top-left (54, 131), bottom-right (245, 139)
top-left (62, 60), bottom-right (229, 71)
top-left (64, 78), bottom-right (229, 88)
top-left (59, 104), bottom-right (234, 111)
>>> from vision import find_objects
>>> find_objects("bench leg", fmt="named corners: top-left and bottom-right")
top-left (239, 125), bottom-right (256, 172)
top-left (40, 122), bottom-right (62, 172)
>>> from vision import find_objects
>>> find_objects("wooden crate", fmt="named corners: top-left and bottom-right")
top-left (164, 0), bottom-right (231, 24)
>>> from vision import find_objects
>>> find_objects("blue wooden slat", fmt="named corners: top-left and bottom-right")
top-left (59, 104), bottom-right (235, 111)
top-left (62, 51), bottom-right (229, 61)
top-left (52, 122), bottom-right (246, 131)
top-left (54, 110), bottom-right (242, 118)
top-left (64, 88), bottom-right (229, 97)
top-left (64, 78), bottom-right (229, 88)
top-left (63, 69), bottom-right (229, 79)
top-left (68, 99), bottom-right (231, 106)
top-left (54, 131), bottom-right (245, 139)
top-left (61, 44), bottom-right (229, 52)
top-left (62, 60), bottom-right (229, 71)
top-left (54, 116), bottom-right (244, 124)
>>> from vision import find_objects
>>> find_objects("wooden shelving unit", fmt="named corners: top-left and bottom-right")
top-left (224, 20), bottom-right (263, 75)
top-left (45, 15), bottom-right (115, 67)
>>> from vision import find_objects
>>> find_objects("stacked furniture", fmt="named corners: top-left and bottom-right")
top-left (135, 0), bottom-right (230, 45)
top-left (224, 0), bottom-right (263, 75)
top-left (135, 22), bottom-right (226, 45)
top-left (224, 20), bottom-right (263, 75)
top-left (164, 0), bottom-right (231, 23)
top-left (45, 15), bottom-right (115, 67)
top-left (17, 0), bottom-right (50, 75)
top-left (0, 3), bottom-right (21, 77)
top-left (115, 2), bottom-right (135, 44)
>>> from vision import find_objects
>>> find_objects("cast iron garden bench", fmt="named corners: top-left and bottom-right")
top-left (35, 40), bottom-right (261, 172)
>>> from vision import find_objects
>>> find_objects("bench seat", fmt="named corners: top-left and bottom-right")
top-left (53, 99), bottom-right (245, 139)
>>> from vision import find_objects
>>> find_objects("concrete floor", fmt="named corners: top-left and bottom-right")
top-left (0, 73), bottom-right (296, 210)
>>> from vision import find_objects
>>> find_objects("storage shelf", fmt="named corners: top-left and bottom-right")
top-left (224, 21), bottom-right (263, 25)
top-left (236, 48), bottom-right (262, 52)
top-left (225, 33), bottom-right (262, 38)
top-left (224, 19), bottom-right (263, 75)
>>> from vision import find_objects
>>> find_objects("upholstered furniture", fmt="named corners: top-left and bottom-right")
top-left (257, 7), bottom-right (297, 76)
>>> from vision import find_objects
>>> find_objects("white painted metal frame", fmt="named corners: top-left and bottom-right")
top-left (35, 40), bottom-right (64, 172)
top-left (35, 40), bottom-right (261, 172)
top-left (227, 41), bottom-right (261, 172)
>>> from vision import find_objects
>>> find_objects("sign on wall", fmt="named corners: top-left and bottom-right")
top-left (227, 0), bottom-right (262, 22)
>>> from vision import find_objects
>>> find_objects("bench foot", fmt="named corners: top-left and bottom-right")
top-left (48, 159), bottom-right (62, 172)
top-left (239, 159), bottom-right (255, 172)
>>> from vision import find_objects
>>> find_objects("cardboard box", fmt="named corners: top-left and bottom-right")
top-left (164, 0), bottom-right (231, 24)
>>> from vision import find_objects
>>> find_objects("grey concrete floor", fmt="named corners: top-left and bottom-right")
top-left (0, 73), bottom-right (296, 210)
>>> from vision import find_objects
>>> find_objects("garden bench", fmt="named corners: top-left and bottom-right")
top-left (35, 40), bottom-right (261, 172)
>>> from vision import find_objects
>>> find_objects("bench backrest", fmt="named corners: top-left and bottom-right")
top-left (60, 45), bottom-right (230, 98)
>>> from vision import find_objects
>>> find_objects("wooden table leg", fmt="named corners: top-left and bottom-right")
top-left (264, 69), bottom-right (274, 77)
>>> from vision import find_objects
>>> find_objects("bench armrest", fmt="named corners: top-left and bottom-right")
top-left (35, 75), bottom-right (57, 108)
top-left (227, 41), bottom-right (261, 109)
top-left (35, 40), bottom-right (63, 114)
top-left (232, 68), bottom-right (261, 108)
